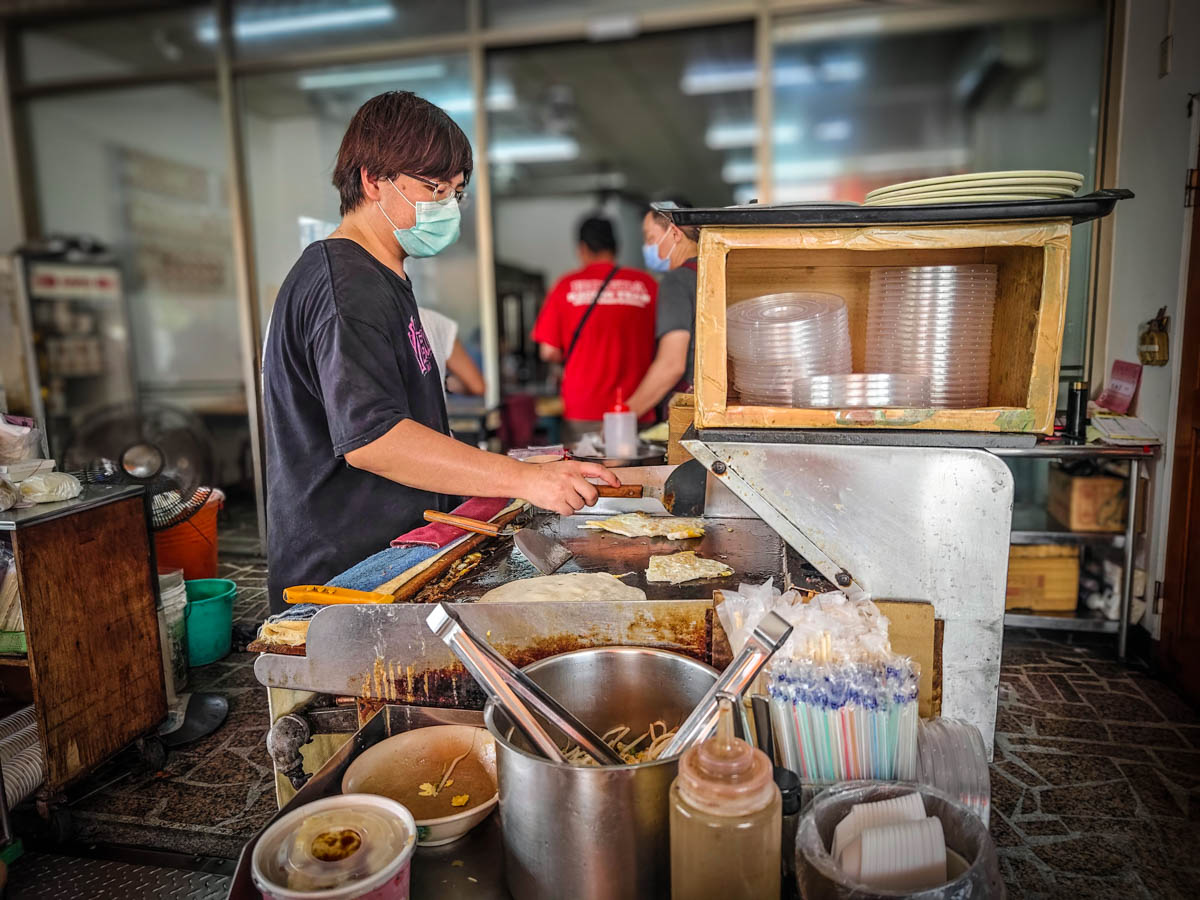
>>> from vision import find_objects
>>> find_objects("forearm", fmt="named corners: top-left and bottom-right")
top-left (345, 419), bottom-right (526, 497)
top-left (627, 357), bottom-right (686, 417)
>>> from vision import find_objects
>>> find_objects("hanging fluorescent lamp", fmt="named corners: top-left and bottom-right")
top-left (197, 4), bottom-right (396, 43)
top-left (298, 63), bottom-right (448, 90)
top-left (489, 137), bottom-right (580, 164)
top-left (681, 57), bottom-right (858, 95)
top-left (705, 121), bottom-right (803, 150)
top-left (814, 119), bottom-right (852, 142)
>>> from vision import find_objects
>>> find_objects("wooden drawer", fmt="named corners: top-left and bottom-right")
top-left (694, 220), bottom-right (1072, 434)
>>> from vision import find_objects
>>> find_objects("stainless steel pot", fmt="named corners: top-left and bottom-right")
top-left (484, 647), bottom-right (718, 900)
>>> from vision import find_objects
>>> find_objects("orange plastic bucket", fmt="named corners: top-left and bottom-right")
top-left (155, 491), bottom-right (222, 580)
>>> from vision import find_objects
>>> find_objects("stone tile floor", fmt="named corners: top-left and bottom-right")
top-left (990, 630), bottom-right (1200, 899)
top-left (28, 551), bottom-right (1200, 899)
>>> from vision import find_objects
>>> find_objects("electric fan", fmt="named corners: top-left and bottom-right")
top-left (64, 402), bottom-right (215, 529)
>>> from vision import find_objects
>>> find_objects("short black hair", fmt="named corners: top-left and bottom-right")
top-left (577, 216), bottom-right (617, 254)
top-left (333, 91), bottom-right (473, 216)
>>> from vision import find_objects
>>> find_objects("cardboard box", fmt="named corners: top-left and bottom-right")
top-left (1006, 544), bottom-right (1080, 611)
top-left (667, 393), bottom-right (695, 465)
top-left (1047, 466), bottom-right (1127, 532)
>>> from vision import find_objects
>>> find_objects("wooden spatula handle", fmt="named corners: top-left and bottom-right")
top-left (423, 510), bottom-right (502, 535)
top-left (596, 484), bottom-right (645, 498)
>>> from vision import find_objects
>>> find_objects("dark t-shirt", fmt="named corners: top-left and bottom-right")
top-left (262, 239), bottom-right (452, 612)
top-left (656, 258), bottom-right (698, 386)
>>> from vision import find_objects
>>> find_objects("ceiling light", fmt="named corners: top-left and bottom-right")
top-left (298, 63), bottom-right (447, 90)
top-left (773, 62), bottom-right (816, 87)
top-left (197, 5), bottom-right (396, 43)
top-left (705, 121), bottom-right (803, 150)
top-left (680, 63), bottom-right (758, 95)
top-left (721, 159), bottom-right (759, 184)
top-left (437, 85), bottom-right (518, 115)
top-left (820, 56), bottom-right (865, 82)
top-left (814, 119), bottom-right (852, 141)
top-left (489, 137), bottom-right (580, 164)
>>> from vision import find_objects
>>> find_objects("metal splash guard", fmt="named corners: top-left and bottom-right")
top-left (683, 435), bottom-right (1014, 749)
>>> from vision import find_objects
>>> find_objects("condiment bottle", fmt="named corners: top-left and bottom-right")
top-left (669, 698), bottom-right (781, 900)
top-left (602, 391), bottom-right (638, 459)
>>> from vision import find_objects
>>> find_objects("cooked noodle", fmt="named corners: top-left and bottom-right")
top-left (562, 720), bottom-right (678, 766)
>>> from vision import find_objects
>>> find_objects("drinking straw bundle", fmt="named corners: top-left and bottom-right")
top-left (767, 649), bottom-right (919, 785)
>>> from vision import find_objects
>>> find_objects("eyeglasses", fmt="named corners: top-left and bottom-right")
top-left (402, 172), bottom-right (468, 206)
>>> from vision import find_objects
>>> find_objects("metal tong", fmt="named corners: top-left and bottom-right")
top-left (660, 610), bottom-right (793, 759)
top-left (426, 603), bottom-right (623, 766)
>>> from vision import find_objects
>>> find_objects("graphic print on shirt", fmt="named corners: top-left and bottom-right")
top-left (407, 316), bottom-right (434, 375)
top-left (565, 277), bottom-right (653, 309)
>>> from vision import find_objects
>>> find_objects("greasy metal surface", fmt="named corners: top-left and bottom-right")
top-left (255, 598), bottom-right (718, 706)
top-left (438, 514), bottom-right (789, 601)
top-left (11, 852), bottom-right (228, 899)
top-left (227, 705), bottom-right (509, 900)
top-left (685, 438), bottom-right (1013, 753)
top-left (254, 514), bottom-right (821, 705)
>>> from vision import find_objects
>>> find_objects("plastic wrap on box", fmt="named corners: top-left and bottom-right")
top-left (796, 781), bottom-right (1004, 900)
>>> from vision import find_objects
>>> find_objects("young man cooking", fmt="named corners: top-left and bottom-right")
top-left (262, 92), bottom-right (617, 613)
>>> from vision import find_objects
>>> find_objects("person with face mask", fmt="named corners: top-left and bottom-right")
top-left (626, 197), bottom-right (701, 419)
top-left (531, 216), bottom-right (659, 444)
top-left (261, 92), bottom-right (617, 612)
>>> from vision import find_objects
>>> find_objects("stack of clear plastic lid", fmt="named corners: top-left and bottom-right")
top-left (793, 374), bottom-right (932, 409)
top-left (727, 291), bottom-right (852, 406)
top-left (865, 266), bottom-right (997, 408)
top-left (916, 717), bottom-right (991, 826)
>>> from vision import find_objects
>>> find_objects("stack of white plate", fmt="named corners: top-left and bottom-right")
top-left (793, 373), bottom-right (932, 409)
top-left (864, 170), bottom-right (1083, 206)
top-left (865, 265), bottom-right (996, 408)
top-left (727, 292), bottom-right (852, 406)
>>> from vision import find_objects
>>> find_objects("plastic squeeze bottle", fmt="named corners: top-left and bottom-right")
top-left (669, 699), bottom-right (782, 900)
top-left (602, 390), bottom-right (638, 459)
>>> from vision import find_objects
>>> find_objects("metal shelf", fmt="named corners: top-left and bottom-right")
top-left (991, 443), bottom-right (1157, 460)
top-left (1010, 505), bottom-right (1125, 547)
top-left (1005, 610), bottom-right (1119, 634)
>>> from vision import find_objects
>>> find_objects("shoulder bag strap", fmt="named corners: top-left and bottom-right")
top-left (563, 265), bottom-right (619, 367)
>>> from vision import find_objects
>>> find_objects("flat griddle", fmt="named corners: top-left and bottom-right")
top-left (436, 513), bottom-right (824, 602)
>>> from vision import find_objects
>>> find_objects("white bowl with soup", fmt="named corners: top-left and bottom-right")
top-left (341, 725), bottom-right (498, 847)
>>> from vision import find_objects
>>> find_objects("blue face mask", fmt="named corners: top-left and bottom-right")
top-left (377, 178), bottom-right (461, 258)
top-left (642, 230), bottom-right (673, 273)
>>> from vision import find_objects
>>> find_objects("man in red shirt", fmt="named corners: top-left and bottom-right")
top-left (532, 216), bottom-right (658, 442)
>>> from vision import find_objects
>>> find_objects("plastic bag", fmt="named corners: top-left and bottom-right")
top-left (19, 472), bottom-right (82, 504)
top-left (0, 421), bottom-right (41, 466)
top-left (0, 477), bottom-right (16, 512)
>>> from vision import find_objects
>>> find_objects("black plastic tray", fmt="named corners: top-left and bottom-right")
top-left (657, 189), bottom-right (1132, 228)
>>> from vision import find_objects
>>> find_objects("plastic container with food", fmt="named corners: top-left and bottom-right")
top-left (251, 793), bottom-right (416, 900)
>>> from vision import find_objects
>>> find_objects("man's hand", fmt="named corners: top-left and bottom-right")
top-left (517, 459), bottom-right (619, 516)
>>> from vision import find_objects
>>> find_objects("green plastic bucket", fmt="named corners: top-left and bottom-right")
top-left (184, 578), bottom-right (236, 666)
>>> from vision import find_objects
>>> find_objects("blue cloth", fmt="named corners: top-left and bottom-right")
top-left (328, 544), bottom-right (440, 591)
top-left (266, 543), bottom-right (441, 623)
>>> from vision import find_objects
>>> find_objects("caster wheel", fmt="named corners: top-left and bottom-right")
top-left (137, 735), bottom-right (167, 772)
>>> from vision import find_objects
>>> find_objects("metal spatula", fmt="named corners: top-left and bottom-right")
top-left (423, 510), bottom-right (574, 574)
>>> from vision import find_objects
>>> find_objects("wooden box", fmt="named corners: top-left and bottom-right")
top-left (667, 393), bottom-right (695, 465)
top-left (694, 220), bottom-right (1072, 433)
top-left (1047, 466), bottom-right (1127, 532)
top-left (1005, 545), bottom-right (1080, 611)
